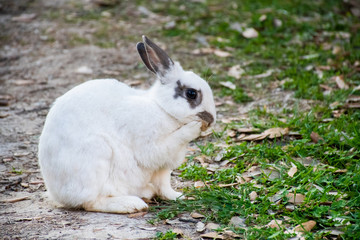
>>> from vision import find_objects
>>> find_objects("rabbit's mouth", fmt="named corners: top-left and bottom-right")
top-left (197, 111), bottom-right (214, 131)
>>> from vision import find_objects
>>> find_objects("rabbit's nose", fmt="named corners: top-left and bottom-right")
top-left (197, 111), bottom-right (214, 129)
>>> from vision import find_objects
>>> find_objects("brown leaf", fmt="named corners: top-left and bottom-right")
top-left (249, 191), bottom-right (258, 201)
top-left (332, 45), bottom-right (342, 55)
top-left (194, 156), bottom-right (207, 167)
top-left (214, 49), bottom-right (231, 58)
top-left (310, 132), bottom-right (323, 143)
top-left (191, 47), bottom-right (215, 55)
top-left (227, 129), bottom-right (237, 138)
top-left (267, 219), bottom-right (283, 229)
top-left (219, 182), bottom-right (238, 188)
top-left (200, 232), bottom-right (224, 239)
top-left (246, 69), bottom-right (275, 79)
top-left (238, 127), bottom-right (289, 141)
top-left (238, 133), bottom-right (266, 141)
top-left (242, 28), bottom-right (259, 38)
top-left (319, 84), bottom-right (333, 91)
top-left (263, 127), bottom-right (289, 139)
top-left (294, 220), bottom-right (316, 233)
top-left (347, 95), bottom-right (360, 103)
top-left (196, 222), bottom-right (206, 232)
top-left (287, 165), bottom-right (298, 177)
top-left (333, 75), bottom-right (349, 89)
top-left (223, 230), bottom-right (241, 238)
top-left (191, 212), bottom-right (205, 219)
top-left (287, 193), bottom-right (305, 205)
top-left (219, 81), bottom-right (236, 90)
top-left (345, 103), bottom-right (360, 109)
top-left (236, 176), bottom-right (252, 184)
top-left (194, 181), bottom-right (205, 188)
top-left (206, 223), bottom-right (221, 230)
top-left (228, 65), bottom-right (245, 79)
top-left (236, 127), bottom-right (260, 133)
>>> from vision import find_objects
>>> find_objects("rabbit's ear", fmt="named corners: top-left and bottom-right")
top-left (137, 42), bottom-right (156, 74)
top-left (142, 35), bottom-right (174, 77)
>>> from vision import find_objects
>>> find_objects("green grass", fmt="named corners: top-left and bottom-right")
top-left (38, 0), bottom-right (360, 238)
top-left (135, 0), bottom-right (360, 239)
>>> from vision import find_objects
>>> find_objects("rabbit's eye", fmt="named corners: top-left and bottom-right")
top-left (186, 88), bottom-right (197, 100)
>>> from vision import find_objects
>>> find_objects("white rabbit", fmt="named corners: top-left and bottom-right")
top-left (38, 36), bottom-right (216, 213)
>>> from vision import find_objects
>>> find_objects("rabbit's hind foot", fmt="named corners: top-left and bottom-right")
top-left (83, 195), bottom-right (148, 214)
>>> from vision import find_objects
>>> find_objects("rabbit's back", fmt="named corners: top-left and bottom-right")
top-left (38, 79), bottom-right (145, 206)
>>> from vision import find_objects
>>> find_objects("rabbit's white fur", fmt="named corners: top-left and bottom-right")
top-left (38, 36), bottom-right (216, 213)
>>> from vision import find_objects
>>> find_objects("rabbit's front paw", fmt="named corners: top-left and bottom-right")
top-left (180, 121), bottom-right (202, 141)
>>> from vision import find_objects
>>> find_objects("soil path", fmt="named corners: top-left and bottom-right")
top-left (0, 0), bottom-right (202, 238)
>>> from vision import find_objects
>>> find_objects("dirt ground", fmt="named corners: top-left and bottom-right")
top-left (0, 0), bottom-right (204, 239)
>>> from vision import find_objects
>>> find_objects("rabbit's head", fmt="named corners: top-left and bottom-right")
top-left (137, 36), bottom-right (216, 130)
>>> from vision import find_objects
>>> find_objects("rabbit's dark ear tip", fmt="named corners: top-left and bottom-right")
top-left (142, 35), bottom-right (148, 42)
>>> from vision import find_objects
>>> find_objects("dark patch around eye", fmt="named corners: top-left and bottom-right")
top-left (174, 80), bottom-right (203, 109)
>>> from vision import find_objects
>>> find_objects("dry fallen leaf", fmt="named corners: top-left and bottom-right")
top-left (246, 69), bottom-right (275, 79)
top-left (345, 103), bottom-right (360, 109)
top-left (267, 219), bottom-right (283, 229)
top-left (263, 127), bottom-right (289, 139)
top-left (194, 181), bottom-right (205, 188)
top-left (228, 65), bottom-right (245, 79)
top-left (191, 212), bottom-right (205, 219)
top-left (310, 131), bottom-right (323, 143)
top-left (294, 220), bottom-right (316, 233)
top-left (196, 222), bottom-right (206, 232)
top-left (249, 191), bottom-right (258, 201)
top-left (332, 45), bottom-right (342, 55)
top-left (218, 182), bottom-right (238, 188)
top-left (206, 223), bottom-right (221, 230)
top-left (236, 127), bottom-right (260, 133)
top-left (223, 230), bottom-right (241, 238)
top-left (333, 75), bottom-right (349, 89)
top-left (242, 28), bottom-right (259, 38)
top-left (288, 165), bottom-right (298, 178)
top-left (219, 81), bottom-right (236, 90)
top-left (239, 127), bottom-right (289, 141)
top-left (287, 193), bottom-right (305, 205)
top-left (214, 49), bottom-right (231, 57)
top-left (227, 129), bottom-right (237, 138)
top-left (200, 232), bottom-right (224, 239)
top-left (191, 47), bottom-right (214, 55)
top-left (236, 176), bottom-right (252, 184)
top-left (229, 216), bottom-right (246, 228)
top-left (238, 133), bottom-right (266, 141)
